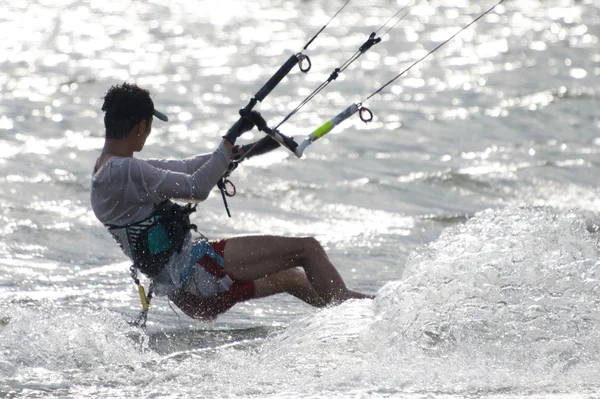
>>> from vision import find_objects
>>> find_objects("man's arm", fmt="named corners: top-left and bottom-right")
top-left (133, 140), bottom-right (235, 202)
top-left (144, 140), bottom-right (235, 173)
top-left (145, 155), bottom-right (212, 174)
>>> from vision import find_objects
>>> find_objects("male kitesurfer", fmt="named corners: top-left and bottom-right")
top-left (90, 82), bottom-right (373, 321)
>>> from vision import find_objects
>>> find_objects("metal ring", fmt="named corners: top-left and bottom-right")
top-left (359, 107), bottom-right (373, 123)
top-left (299, 55), bottom-right (312, 73)
top-left (224, 179), bottom-right (236, 197)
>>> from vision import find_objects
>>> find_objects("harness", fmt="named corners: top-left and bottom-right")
top-left (106, 200), bottom-right (197, 328)
top-left (106, 200), bottom-right (197, 278)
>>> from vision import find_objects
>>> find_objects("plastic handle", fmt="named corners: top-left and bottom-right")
top-left (295, 104), bottom-right (360, 158)
top-left (308, 104), bottom-right (359, 141)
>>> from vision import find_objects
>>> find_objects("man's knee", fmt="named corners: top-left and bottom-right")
top-left (283, 236), bottom-right (325, 265)
top-left (299, 236), bottom-right (324, 253)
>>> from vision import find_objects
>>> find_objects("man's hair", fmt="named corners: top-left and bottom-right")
top-left (102, 83), bottom-right (154, 139)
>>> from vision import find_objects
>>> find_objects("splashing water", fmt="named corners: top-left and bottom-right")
top-left (255, 207), bottom-right (600, 396)
top-left (0, 304), bottom-right (154, 393)
top-left (1, 207), bottom-right (599, 397)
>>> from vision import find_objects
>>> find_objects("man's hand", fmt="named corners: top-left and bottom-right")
top-left (222, 110), bottom-right (264, 145)
top-left (222, 118), bottom-right (253, 145)
top-left (231, 137), bottom-right (281, 161)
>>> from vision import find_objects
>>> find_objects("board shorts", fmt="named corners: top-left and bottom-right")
top-left (168, 239), bottom-right (255, 320)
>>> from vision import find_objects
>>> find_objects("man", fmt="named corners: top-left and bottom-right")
top-left (91, 82), bottom-right (373, 321)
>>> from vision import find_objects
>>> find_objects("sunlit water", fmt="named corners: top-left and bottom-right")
top-left (1, 0), bottom-right (599, 397)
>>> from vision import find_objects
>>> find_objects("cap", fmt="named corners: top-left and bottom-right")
top-left (153, 109), bottom-right (169, 122)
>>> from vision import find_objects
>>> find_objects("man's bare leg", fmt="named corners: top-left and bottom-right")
top-left (253, 268), bottom-right (327, 307)
top-left (223, 235), bottom-right (374, 304)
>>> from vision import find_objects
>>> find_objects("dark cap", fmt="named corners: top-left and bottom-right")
top-left (153, 109), bottom-right (168, 122)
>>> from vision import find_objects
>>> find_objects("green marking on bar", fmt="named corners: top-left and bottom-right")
top-left (311, 121), bottom-right (334, 140)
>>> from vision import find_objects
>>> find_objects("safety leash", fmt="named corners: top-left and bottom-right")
top-left (129, 265), bottom-right (155, 328)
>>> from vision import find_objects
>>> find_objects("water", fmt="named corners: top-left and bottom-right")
top-left (1, 0), bottom-right (599, 397)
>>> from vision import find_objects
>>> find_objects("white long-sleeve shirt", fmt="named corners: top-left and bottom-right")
top-left (90, 143), bottom-right (232, 296)
top-left (91, 143), bottom-right (229, 225)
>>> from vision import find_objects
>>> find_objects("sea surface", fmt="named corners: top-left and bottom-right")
top-left (1, 0), bottom-right (600, 398)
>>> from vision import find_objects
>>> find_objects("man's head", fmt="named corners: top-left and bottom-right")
top-left (101, 82), bottom-right (168, 140)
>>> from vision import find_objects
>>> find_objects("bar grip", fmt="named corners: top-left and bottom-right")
top-left (254, 55), bottom-right (299, 102)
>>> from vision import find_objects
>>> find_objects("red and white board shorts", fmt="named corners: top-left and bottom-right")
top-left (168, 239), bottom-right (255, 320)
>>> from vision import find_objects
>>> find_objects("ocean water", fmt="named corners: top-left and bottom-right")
top-left (1, 0), bottom-right (600, 397)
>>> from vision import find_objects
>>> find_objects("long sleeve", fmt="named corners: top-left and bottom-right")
top-left (145, 152), bottom-right (214, 174)
top-left (91, 143), bottom-right (231, 226)
top-left (131, 143), bottom-right (230, 202)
